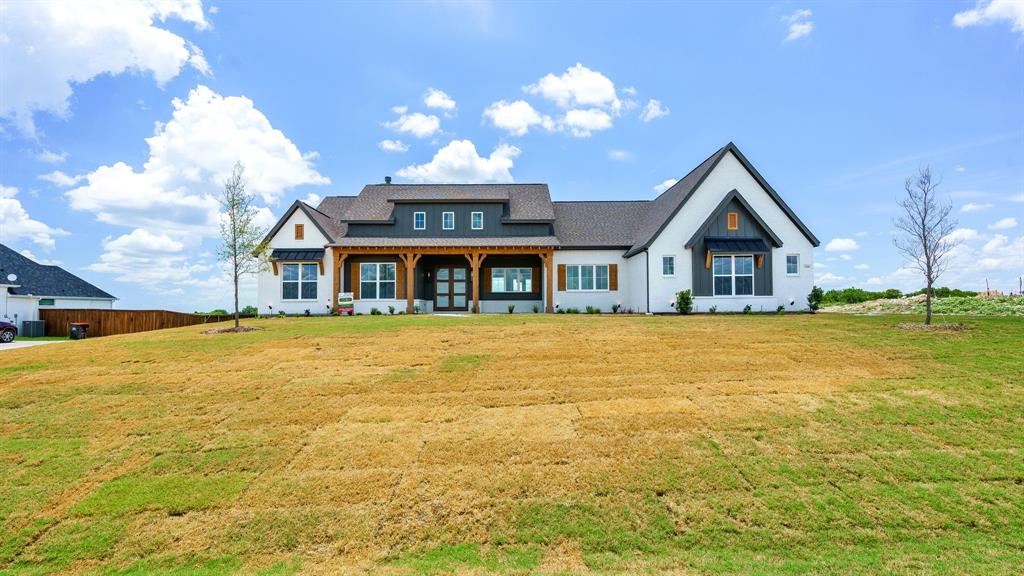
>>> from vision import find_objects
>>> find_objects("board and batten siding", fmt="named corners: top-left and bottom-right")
top-left (689, 197), bottom-right (774, 298)
top-left (345, 202), bottom-right (553, 238)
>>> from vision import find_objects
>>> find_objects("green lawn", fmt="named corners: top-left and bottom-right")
top-left (0, 313), bottom-right (1021, 574)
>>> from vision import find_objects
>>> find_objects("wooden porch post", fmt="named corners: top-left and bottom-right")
top-left (540, 249), bottom-right (554, 313)
top-left (332, 250), bottom-right (347, 311)
top-left (466, 252), bottom-right (486, 313)
top-left (399, 252), bottom-right (422, 314)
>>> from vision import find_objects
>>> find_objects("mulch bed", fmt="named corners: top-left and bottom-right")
top-left (202, 326), bottom-right (264, 335)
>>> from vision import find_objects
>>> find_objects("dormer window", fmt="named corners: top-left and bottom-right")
top-left (414, 211), bottom-right (426, 230)
top-left (442, 211), bottom-right (455, 230)
top-left (294, 223), bottom-right (304, 240)
top-left (471, 211), bottom-right (483, 230)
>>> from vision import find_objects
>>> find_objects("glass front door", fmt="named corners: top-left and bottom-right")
top-left (435, 266), bottom-right (468, 311)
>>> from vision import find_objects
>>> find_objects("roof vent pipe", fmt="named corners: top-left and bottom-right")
top-left (384, 176), bottom-right (392, 184)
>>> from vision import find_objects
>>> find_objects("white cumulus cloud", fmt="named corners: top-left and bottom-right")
top-left (783, 9), bottom-right (814, 42)
top-left (961, 202), bottom-right (994, 212)
top-left (639, 99), bottom-right (670, 122)
top-left (560, 108), bottom-right (613, 137)
top-left (816, 272), bottom-right (847, 286)
top-left (608, 149), bottom-right (633, 161)
top-left (0, 184), bottom-right (68, 250)
top-left (953, 0), bottom-right (1024, 35)
top-left (38, 170), bottom-right (83, 187)
top-left (378, 139), bottom-right (409, 153)
top-left (654, 179), bottom-right (678, 193)
top-left (36, 149), bottom-right (67, 164)
top-left (396, 140), bottom-right (520, 184)
top-left (525, 62), bottom-right (622, 112)
top-left (423, 88), bottom-right (457, 114)
top-left (989, 217), bottom-right (1018, 230)
top-left (854, 264), bottom-right (870, 270)
top-left (825, 237), bottom-right (860, 252)
top-left (0, 0), bottom-right (211, 136)
top-left (384, 111), bottom-right (441, 139)
top-left (946, 228), bottom-right (980, 243)
top-left (483, 100), bottom-right (554, 136)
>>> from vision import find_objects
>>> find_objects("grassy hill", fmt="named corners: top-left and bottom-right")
top-left (1, 314), bottom-right (1022, 574)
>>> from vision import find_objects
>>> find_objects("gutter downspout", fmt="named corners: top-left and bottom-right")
top-left (645, 250), bottom-right (651, 314)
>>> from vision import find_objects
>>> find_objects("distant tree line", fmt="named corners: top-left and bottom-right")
top-left (820, 286), bottom-right (978, 306)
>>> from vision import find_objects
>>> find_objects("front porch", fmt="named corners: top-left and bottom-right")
top-left (330, 246), bottom-right (555, 314)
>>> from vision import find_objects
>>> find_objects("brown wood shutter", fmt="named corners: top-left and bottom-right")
top-left (727, 212), bottom-right (738, 231)
top-left (482, 268), bottom-right (491, 295)
top-left (396, 260), bottom-right (406, 299)
top-left (531, 267), bottom-right (540, 292)
top-left (557, 264), bottom-right (566, 291)
top-left (609, 264), bottom-right (618, 291)
top-left (351, 262), bottom-right (360, 299)
top-left (295, 223), bottom-right (304, 240)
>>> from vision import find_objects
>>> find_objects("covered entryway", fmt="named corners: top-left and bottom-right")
top-left (434, 266), bottom-right (469, 311)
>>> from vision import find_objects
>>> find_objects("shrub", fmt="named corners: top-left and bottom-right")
top-left (532, 304), bottom-right (540, 313)
top-left (370, 307), bottom-right (382, 316)
top-left (708, 306), bottom-right (717, 314)
top-left (585, 306), bottom-right (600, 314)
top-left (414, 305), bottom-right (421, 314)
top-left (807, 286), bottom-right (824, 312)
top-left (387, 305), bottom-right (395, 315)
top-left (471, 304), bottom-right (480, 314)
top-left (611, 303), bottom-right (621, 313)
top-left (566, 307), bottom-right (580, 314)
top-left (742, 304), bottom-right (752, 314)
top-left (278, 310), bottom-right (286, 317)
top-left (912, 286), bottom-right (978, 298)
top-left (508, 304), bottom-right (516, 314)
top-left (556, 308), bottom-right (565, 314)
top-left (240, 305), bottom-right (258, 315)
top-left (776, 305), bottom-right (785, 314)
top-left (674, 290), bottom-right (693, 314)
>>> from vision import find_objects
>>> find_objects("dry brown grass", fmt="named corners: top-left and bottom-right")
top-left (1, 314), bottom-right (1021, 575)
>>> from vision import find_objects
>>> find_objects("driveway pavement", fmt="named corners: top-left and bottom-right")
top-left (0, 340), bottom-right (69, 351)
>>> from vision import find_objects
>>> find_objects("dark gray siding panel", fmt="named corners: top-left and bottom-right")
top-left (690, 198), bottom-right (774, 297)
top-left (346, 202), bottom-right (553, 238)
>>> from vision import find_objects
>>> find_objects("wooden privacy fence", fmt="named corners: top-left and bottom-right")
top-left (38, 309), bottom-right (255, 338)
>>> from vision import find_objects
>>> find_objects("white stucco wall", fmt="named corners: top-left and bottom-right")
top-left (3, 295), bottom-right (39, 323)
top-left (256, 207), bottom-right (337, 315)
top-left (552, 249), bottom-right (630, 313)
top-left (646, 150), bottom-right (816, 313)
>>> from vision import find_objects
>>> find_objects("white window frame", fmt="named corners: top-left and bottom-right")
top-left (413, 211), bottom-right (426, 231)
top-left (712, 254), bottom-right (754, 297)
top-left (565, 264), bottom-right (609, 292)
top-left (471, 211), bottom-right (484, 230)
top-left (359, 262), bottom-right (397, 300)
top-left (662, 255), bottom-right (675, 277)
top-left (786, 254), bottom-right (800, 276)
top-left (490, 267), bottom-right (532, 293)
top-left (282, 262), bottom-right (319, 301)
top-left (442, 211), bottom-right (455, 230)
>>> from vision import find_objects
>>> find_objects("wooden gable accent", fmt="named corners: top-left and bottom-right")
top-left (609, 264), bottom-right (618, 291)
top-left (294, 223), bottom-right (304, 240)
top-left (726, 212), bottom-right (739, 230)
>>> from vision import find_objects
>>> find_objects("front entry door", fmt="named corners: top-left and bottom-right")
top-left (435, 266), bottom-right (468, 311)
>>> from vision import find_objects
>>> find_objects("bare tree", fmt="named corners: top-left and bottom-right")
top-left (218, 162), bottom-right (267, 329)
top-left (893, 166), bottom-right (959, 325)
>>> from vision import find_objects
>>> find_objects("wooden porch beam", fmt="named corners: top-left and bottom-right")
top-left (399, 252), bottom-right (422, 314)
top-left (539, 249), bottom-right (554, 313)
top-left (332, 250), bottom-right (347, 311)
top-left (465, 252), bottom-right (486, 313)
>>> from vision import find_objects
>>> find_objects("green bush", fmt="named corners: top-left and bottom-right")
top-left (508, 304), bottom-right (516, 314)
top-left (611, 303), bottom-right (621, 313)
top-left (674, 290), bottom-right (693, 314)
top-left (807, 286), bottom-right (824, 312)
top-left (821, 287), bottom-right (903, 305)
top-left (776, 305), bottom-right (785, 314)
top-left (742, 304), bottom-right (752, 314)
top-left (565, 307), bottom-right (580, 314)
top-left (585, 306), bottom-right (600, 314)
top-left (240, 305), bottom-right (258, 315)
top-left (532, 304), bottom-right (539, 313)
top-left (387, 305), bottom-right (395, 315)
top-left (912, 286), bottom-right (978, 298)
top-left (370, 307), bottom-right (382, 316)
top-left (708, 305), bottom-right (717, 314)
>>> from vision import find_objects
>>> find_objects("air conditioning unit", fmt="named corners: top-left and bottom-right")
top-left (21, 320), bottom-right (45, 338)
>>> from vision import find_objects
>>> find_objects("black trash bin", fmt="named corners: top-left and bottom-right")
top-left (69, 322), bottom-right (89, 340)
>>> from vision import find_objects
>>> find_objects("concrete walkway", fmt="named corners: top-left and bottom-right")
top-left (0, 340), bottom-right (69, 351)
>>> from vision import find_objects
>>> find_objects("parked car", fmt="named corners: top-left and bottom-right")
top-left (0, 320), bottom-right (16, 343)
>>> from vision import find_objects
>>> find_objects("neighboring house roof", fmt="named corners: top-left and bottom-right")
top-left (0, 244), bottom-right (116, 300)
top-left (329, 236), bottom-right (559, 248)
top-left (624, 142), bottom-right (820, 257)
top-left (336, 184), bottom-right (556, 223)
top-left (552, 201), bottom-right (651, 248)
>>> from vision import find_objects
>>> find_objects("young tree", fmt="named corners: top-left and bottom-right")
top-left (218, 162), bottom-right (268, 329)
top-left (893, 166), bottom-right (959, 325)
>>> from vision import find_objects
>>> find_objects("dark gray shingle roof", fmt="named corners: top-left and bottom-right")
top-left (552, 201), bottom-right (651, 247)
top-left (270, 248), bottom-right (325, 261)
top-left (0, 244), bottom-right (116, 300)
top-left (337, 184), bottom-right (555, 222)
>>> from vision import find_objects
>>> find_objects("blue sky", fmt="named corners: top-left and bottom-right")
top-left (1, 1), bottom-right (1022, 311)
